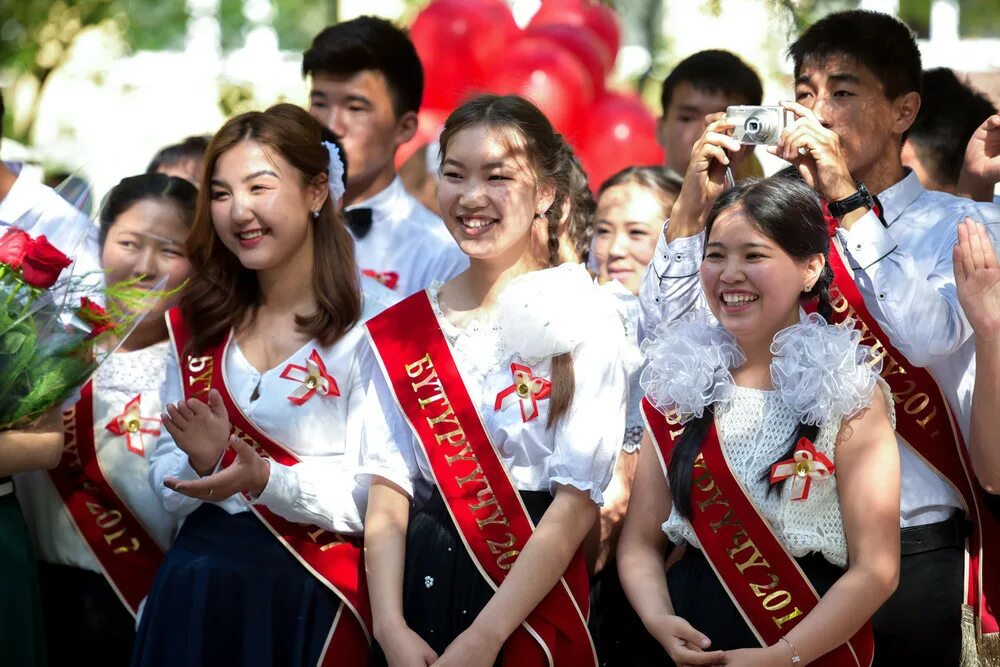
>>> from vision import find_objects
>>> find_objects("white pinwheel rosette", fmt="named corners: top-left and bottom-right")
top-left (639, 311), bottom-right (746, 423)
top-left (770, 313), bottom-right (884, 426)
top-left (322, 141), bottom-right (346, 203)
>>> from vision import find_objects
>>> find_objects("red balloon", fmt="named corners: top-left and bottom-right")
top-left (528, 0), bottom-right (588, 30)
top-left (410, 0), bottom-right (519, 112)
top-left (487, 38), bottom-right (595, 137)
top-left (583, 4), bottom-right (620, 64)
top-left (574, 92), bottom-right (664, 190)
top-left (528, 0), bottom-right (620, 70)
top-left (525, 24), bottom-right (609, 94)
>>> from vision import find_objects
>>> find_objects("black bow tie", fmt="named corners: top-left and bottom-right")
top-left (343, 207), bottom-right (373, 239)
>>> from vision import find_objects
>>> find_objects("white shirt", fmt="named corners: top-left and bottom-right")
top-left (638, 171), bottom-right (1000, 527)
top-left (148, 300), bottom-right (385, 536)
top-left (359, 265), bottom-right (629, 506)
top-left (0, 164), bottom-right (102, 298)
top-left (346, 176), bottom-right (468, 297)
top-left (16, 342), bottom-right (177, 572)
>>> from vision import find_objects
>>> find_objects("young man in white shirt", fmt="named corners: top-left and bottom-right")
top-left (302, 16), bottom-right (467, 297)
top-left (639, 10), bottom-right (1000, 665)
top-left (0, 91), bottom-right (101, 293)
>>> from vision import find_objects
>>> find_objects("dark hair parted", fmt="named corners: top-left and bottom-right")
top-left (660, 50), bottom-right (763, 116)
top-left (789, 10), bottom-right (921, 102)
top-left (909, 68), bottom-right (996, 188)
top-left (303, 16), bottom-right (423, 118)
top-left (668, 176), bottom-right (832, 518)
top-left (598, 166), bottom-right (681, 220)
top-left (438, 94), bottom-right (578, 428)
top-left (147, 135), bottom-right (210, 177)
top-left (99, 173), bottom-right (198, 248)
top-left (182, 103), bottom-right (361, 355)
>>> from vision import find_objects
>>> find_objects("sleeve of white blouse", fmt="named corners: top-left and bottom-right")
top-left (637, 225), bottom-right (707, 342)
top-left (252, 345), bottom-right (371, 536)
top-left (355, 345), bottom-right (421, 498)
top-left (548, 319), bottom-right (630, 506)
top-left (147, 343), bottom-right (208, 519)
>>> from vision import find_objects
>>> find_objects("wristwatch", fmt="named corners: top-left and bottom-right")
top-left (828, 182), bottom-right (875, 218)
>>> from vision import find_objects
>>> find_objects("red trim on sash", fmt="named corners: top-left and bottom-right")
top-left (366, 291), bottom-right (596, 667)
top-left (166, 308), bottom-right (371, 666)
top-left (641, 398), bottom-right (874, 666)
top-left (48, 382), bottom-right (164, 616)
top-left (822, 205), bottom-right (998, 638)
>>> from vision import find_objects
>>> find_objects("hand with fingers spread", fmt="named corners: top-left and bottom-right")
top-left (161, 388), bottom-right (231, 476)
top-left (667, 112), bottom-right (753, 242)
top-left (771, 100), bottom-right (859, 204)
top-left (959, 114), bottom-right (1000, 203)
top-left (165, 434), bottom-right (270, 501)
top-left (955, 218), bottom-right (1000, 341)
top-left (647, 613), bottom-right (726, 666)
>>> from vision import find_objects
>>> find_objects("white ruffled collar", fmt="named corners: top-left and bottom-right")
top-left (640, 311), bottom-right (880, 426)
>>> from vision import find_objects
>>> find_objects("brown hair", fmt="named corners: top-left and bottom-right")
top-left (438, 94), bottom-right (577, 428)
top-left (597, 166), bottom-right (681, 221)
top-left (181, 103), bottom-right (361, 354)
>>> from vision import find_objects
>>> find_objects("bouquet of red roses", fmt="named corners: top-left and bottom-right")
top-left (0, 226), bottom-right (159, 429)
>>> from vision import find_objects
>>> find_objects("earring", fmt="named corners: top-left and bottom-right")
top-left (312, 209), bottom-right (320, 219)
top-left (804, 282), bottom-right (814, 292)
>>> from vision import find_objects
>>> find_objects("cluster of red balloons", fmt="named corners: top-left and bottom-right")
top-left (406, 0), bottom-right (664, 190)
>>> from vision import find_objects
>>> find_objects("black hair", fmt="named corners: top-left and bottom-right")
top-left (660, 50), bottom-right (763, 116)
top-left (565, 147), bottom-right (595, 266)
top-left (788, 10), bottom-right (921, 102)
top-left (668, 176), bottom-right (832, 518)
top-left (0, 88), bottom-right (5, 142)
top-left (98, 173), bottom-right (198, 248)
top-left (320, 127), bottom-right (350, 192)
top-left (146, 135), bottom-right (210, 176)
top-left (908, 68), bottom-right (996, 188)
top-left (303, 16), bottom-right (423, 118)
top-left (598, 166), bottom-right (681, 218)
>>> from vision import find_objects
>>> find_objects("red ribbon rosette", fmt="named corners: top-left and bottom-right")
top-left (362, 269), bottom-right (399, 290)
top-left (769, 437), bottom-right (835, 501)
top-left (279, 349), bottom-right (340, 405)
top-left (105, 394), bottom-right (162, 456)
top-left (493, 363), bottom-right (552, 423)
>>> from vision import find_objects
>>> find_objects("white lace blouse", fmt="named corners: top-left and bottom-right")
top-left (359, 264), bottom-right (630, 506)
top-left (148, 299), bottom-right (386, 536)
top-left (645, 312), bottom-right (894, 568)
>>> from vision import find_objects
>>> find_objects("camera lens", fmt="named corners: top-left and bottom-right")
top-left (744, 114), bottom-right (773, 142)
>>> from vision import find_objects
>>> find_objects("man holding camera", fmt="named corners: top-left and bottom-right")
top-left (639, 10), bottom-right (1000, 665)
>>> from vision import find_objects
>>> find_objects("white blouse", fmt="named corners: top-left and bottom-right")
top-left (603, 283), bottom-right (645, 453)
top-left (16, 342), bottom-right (177, 572)
top-left (148, 299), bottom-right (385, 536)
top-left (359, 264), bottom-right (630, 506)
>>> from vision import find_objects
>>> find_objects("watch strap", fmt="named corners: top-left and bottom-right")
top-left (828, 182), bottom-right (874, 218)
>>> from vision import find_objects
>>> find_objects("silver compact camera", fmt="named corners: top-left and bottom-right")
top-left (726, 105), bottom-right (788, 146)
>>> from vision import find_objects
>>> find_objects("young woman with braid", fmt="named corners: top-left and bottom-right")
top-left (619, 176), bottom-right (900, 666)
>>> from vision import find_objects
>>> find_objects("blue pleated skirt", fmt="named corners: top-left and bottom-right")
top-left (131, 504), bottom-right (342, 667)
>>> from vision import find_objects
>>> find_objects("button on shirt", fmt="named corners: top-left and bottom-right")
top-left (345, 176), bottom-right (468, 296)
top-left (638, 171), bottom-right (1000, 527)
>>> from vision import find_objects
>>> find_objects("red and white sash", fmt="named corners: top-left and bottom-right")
top-left (49, 382), bottom-right (164, 616)
top-left (641, 399), bottom-right (874, 666)
top-left (823, 204), bottom-right (997, 645)
top-left (167, 308), bottom-right (371, 666)
top-left (365, 291), bottom-right (597, 667)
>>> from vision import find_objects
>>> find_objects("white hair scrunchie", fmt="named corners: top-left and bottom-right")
top-left (322, 141), bottom-right (346, 203)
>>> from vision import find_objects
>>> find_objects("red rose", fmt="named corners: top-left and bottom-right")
top-left (0, 228), bottom-right (31, 270)
top-left (77, 296), bottom-right (115, 338)
top-left (21, 234), bottom-right (72, 288)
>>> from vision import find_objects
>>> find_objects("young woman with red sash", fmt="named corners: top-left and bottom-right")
top-left (15, 174), bottom-right (195, 665)
top-left (361, 94), bottom-right (630, 667)
top-left (132, 104), bottom-right (376, 667)
top-left (618, 176), bottom-right (900, 666)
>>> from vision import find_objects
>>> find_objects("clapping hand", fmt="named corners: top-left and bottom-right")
top-left (165, 434), bottom-right (270, 501)
top-left (161, 389), bottom-right (231, 475)
top-left (959, 114), bottom-right (1000, 202)
top-left (955, 218), bottom-right (1000, 342)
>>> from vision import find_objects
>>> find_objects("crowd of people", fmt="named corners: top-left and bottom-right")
top-left (1, 7), bottom-right (999, 667)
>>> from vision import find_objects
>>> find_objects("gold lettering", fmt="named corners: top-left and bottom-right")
top-left (486, 532), bottom-right (516, 553)
top-left (404, 354), bottom-right (433, 378)
top-left (762, 590), bottom-right (792, 612)
top-left (426, 405), bottom-right (459, 429)
top-left (915, 406), bottom-right (938, 429)
top-left (454, 466), bottom-right (485, 488)
top-left (95, 510), bottom-right (123, 530)
top-left (188, 368), bottom-right (212, 392)
top-left (112, 538), bottom-right (141, 555)
top-left (749, 574), bottom-right (780, 596)
top-left (727, 534), bottom-right (770, 573)
top-left (696, 484), bottom-right (726, 512)
top-left (468, 487), bottom-right (499, 514)
top-left (891, 380), bottom-right (917, 404)
top-left (495, 550), bottom-right (520, 570)
top-left (444, 444), bottom-right (477, 466)
top-left (708, 507), bottom-right (741, 534)
top-left (904, 393), bottom-right (930, 415)
top-left (829, 289), bottom-right (850, 314)
top-left (773, 607), bottom-right (804, 629)
top-left (410, 368), bottom-right (441, 392)
top-left (475, 506), bottom-right (509, 529)
top-left (881, 356), bottom-right (907, 381)
top-left (434, 428), bottom-right (467, 448)
top-left (866, 340), bottom-right (889, 367)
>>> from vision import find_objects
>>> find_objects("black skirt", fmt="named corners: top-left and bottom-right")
top-left (131, 504), bottom-right (343, 667)
top-left (369, 488), bottom-right (553, 665)
top-left (630, 546), bottom-right (844, 665)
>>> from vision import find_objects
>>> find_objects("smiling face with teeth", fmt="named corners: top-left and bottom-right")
top-left (700, 204), bottom-right (824, 352)
top-left (437, 123), bottom-right (555, 265)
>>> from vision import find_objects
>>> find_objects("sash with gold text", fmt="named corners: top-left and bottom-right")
top-left (641, 398), bottom-right (874, 666)
top-left (48, 381), bottom-right (164, 616)
top-left (823, 205), bottom-right (997, 644)
top-left (366, 291), bottom-right (597, 667)
top-left (167, 308), bottom-right (371, 666)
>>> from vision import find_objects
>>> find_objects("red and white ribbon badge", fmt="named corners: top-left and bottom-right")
top-left (279, 349), bottom-right (340, 406)
top-left (105, 394), bottom-right (161, 456)
top-left (769, 437), bottom-right (835, 501)
top-left (362, 269), bottom-right (399, 290)
top-left (493, 363), bottom-right (552, 423)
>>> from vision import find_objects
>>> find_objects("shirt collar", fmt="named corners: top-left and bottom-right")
top-left (875, 169), bottom-right (924, 227)
top-left (344, 175), bottom-right (407, 218)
